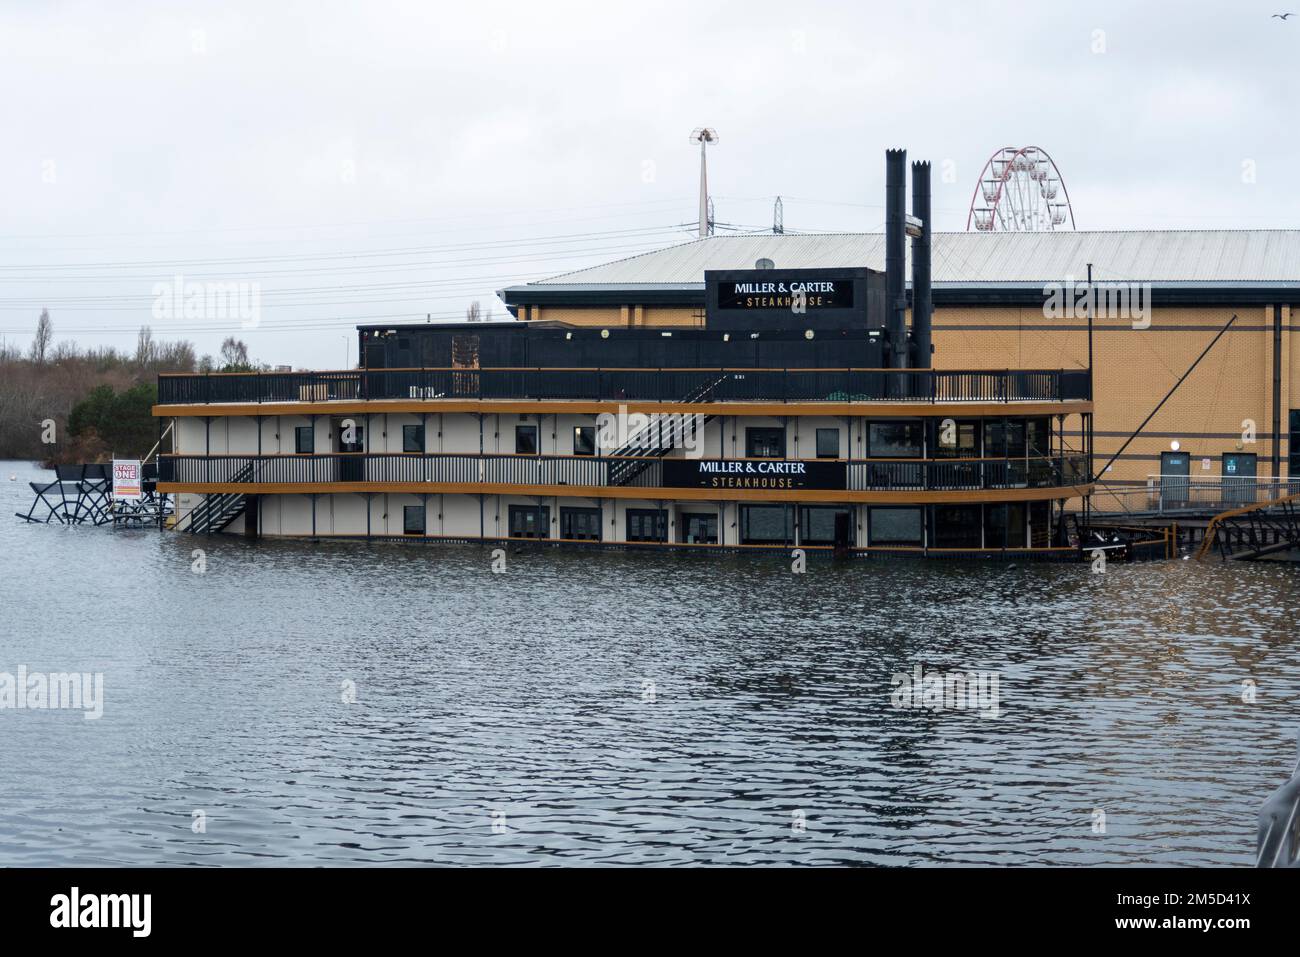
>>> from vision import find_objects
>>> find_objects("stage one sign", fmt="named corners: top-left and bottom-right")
top-left (113, 460), bottom-right (143, 502)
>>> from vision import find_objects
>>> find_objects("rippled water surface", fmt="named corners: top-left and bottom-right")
top-left (2, 460), bottom-right (1298, 866)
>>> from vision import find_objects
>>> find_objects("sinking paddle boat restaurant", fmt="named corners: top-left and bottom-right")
top-left (153, 151), bottom-right (1094, 557)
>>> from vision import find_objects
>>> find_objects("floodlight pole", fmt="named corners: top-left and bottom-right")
top-left (690, 128), bottom-right (718, 238)
top-left (698, 137), bottom-right (708, 238)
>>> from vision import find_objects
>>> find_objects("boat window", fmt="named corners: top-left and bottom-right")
top-left (626, 508), bottom-right (668, 542)
top-left (868, 507), bottom-right (922, 545)
top-left (815, 428), bottom-right (840, 459)
top-left (560, 507), bottom-right (601, 541)
top-left (745, 428), bottom-right (786, 458)
top-left (679, 512), bottom-right (718, 544)
top-left (403, 505), bottom-right (425, 535)
top-left (740, 504), bottom-right (793, 545)
top-left (508, 504), bottom-right (550, 538)
top-left (403, 424), bottom-right (425, 453)
top-left (868, 421), bottom-right (923, 458)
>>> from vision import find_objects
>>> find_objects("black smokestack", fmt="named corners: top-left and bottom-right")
top-left (910, 160), bottom-right (933, 369)
top-left (884, 149), bottom-right (908, 378)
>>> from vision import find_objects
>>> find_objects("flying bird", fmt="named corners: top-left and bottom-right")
top-left (1273, 12), bottom-right (1294, 18)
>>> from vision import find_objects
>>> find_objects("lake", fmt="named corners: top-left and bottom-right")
top-left (1, 459), bottom-right (1296, 866)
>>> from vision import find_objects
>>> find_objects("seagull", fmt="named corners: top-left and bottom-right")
top-left (1273, 12), bottom-right (1294, 18)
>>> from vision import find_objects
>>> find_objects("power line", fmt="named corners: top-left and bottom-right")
top-left (0, 223), bottom-right (692, 272)
top-left (0, 236), bottom-right (695, 288)
top-left (0, 310), bottom-right (482, 335)
top-left (1, 196), bottom-right (697, 242)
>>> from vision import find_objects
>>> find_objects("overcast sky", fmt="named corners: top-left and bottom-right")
top-left (2, 1), bottom-right (1297, 368)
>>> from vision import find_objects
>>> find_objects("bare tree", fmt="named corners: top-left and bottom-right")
top-left (157, 339), bottom-right (197, 371)
top-left (135, 325), bottom-right (157, 367)
top-left (30, 309), bottom-right (53, 364)
top-left (219, 336), bottom-right (251, 370)
top-left (466, 301), bottom-right (482, 323)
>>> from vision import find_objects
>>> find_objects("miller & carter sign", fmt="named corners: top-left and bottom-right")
top-left (662, 459), bottom-right (847, 490)
top-left (716, 277), bottom-right (853, 310)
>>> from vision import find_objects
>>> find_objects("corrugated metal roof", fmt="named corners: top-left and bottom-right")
top-left (520, 230), bottom-right (1300, 287)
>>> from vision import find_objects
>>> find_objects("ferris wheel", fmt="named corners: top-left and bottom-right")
top-left (966, 146), bottom-right (1075, 231)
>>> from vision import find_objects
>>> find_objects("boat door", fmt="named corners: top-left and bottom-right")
top-left (1222, 452), bottom-right (1257, 507)
top-left (334, 416), bottom-right (365, 482)
top-left (833, 511), bottom-right (851, 554)
top-left (1160, 451), bottom-right (1190, 510)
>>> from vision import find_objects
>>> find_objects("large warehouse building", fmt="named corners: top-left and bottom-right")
top-left (499, 229), bottom-right (1300, 503)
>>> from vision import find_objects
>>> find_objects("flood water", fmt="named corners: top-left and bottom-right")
top-left (1, 459), bottom-right (1297, 866)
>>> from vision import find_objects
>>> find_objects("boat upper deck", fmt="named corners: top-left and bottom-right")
top-left (155, 367), bottom-right (1092, 415)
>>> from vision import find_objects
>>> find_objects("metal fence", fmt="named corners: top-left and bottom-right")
top-left (847, 455), bottom-right (1086, 491)
top-left (159, 454), bottom-right (665, 489)
top-left (160, 452), bottom-right (1085, 493)
top-left (158, 367), bottom-right (1090, 405)
top-left (1093, 476), bottom-right (1300, 515)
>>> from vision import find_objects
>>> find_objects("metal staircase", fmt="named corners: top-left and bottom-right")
top-left (607, 412), bottom-right (710, 485)
top-left (606, 375), bottom-right (725, 486)
top-left (174, 462), bottom-right (254, 534)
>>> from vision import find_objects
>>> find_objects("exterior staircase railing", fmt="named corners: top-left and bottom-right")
top-left (173, 461), bottom-right (256, 534)
top-left (606, 374), bottom-right (726, 486)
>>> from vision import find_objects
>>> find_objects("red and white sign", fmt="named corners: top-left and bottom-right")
top-left (113, 459), bottom-right (143, 501)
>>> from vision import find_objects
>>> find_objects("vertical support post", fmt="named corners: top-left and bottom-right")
top-left (1273, 304), bottom-right (1283, 482)
top-left (1086, 263), bottom-right (1095, 402)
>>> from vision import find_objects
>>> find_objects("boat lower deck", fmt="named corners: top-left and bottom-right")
top-left (170, 489), bottom-right (1080, 557)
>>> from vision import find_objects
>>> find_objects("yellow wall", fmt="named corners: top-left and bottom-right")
top-left (929, 304), bottom-right (1290, 487)
top-left (520, 300), bottom-right (1294, 487)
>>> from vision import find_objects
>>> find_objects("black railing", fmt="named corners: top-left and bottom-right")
top-left (158, 368), bottom-right (1092, 405)
top-left (160, 453), bottom-right (1086, 493)
top-left (847, 456), bottom-right (1085, 491)
top-left (160, 453), bottom-right (662, 489)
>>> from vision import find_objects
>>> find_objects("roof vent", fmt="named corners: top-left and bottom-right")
top-left (755, 258), bottom-right (775, 270)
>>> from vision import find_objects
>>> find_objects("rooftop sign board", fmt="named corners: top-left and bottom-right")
top-left (716, 277), bottom-right (854, 310)
top-left (704, 267), bottom-right (884, 332)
